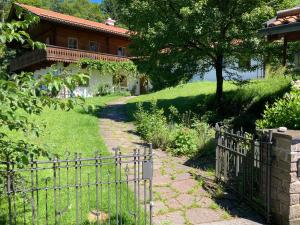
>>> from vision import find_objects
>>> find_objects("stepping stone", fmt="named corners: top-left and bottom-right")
top-left (154, 186), bottom-right (175, 199)
top-left (154, 201), bottom-right (168, 216)
top-left (196, 196), bottom-right (215, 208)
top-left (171, 179), bottom-right (198, 193)
top-left (165, 198), bottom-right (183, 210)
top-left (176, 194), bottom-right (196, 207)
top-left (153, 175), bottom-right (172, 186)
top-left (154, 211), bottom-right (185, 225)
top-left (186, 208), bottom-right (223, 224)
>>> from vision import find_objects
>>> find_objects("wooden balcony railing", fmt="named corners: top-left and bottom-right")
top-left (10, 45), bottom-right (129, 72)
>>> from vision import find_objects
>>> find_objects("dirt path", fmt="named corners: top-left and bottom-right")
top-left (99, 97), bottom-right (265, 225)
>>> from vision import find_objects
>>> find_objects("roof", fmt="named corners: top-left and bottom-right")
top-left (259, 5), bottom-right (300, 36)
top-left (268, 6), bottom-right (300, 27)
top-left (13, 3), bottom-right (130, 37)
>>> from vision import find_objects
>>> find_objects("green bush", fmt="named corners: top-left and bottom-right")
top-left (134, 100), bottom-right (216, 157)
top-left (257, 90), bottom-right (300, 130)
top-left (134, 100), bottom-right (170, 148)
top-left (169, 125), bottom-right (198, 156)
top-left (95, 83), bottom-right (113, 96)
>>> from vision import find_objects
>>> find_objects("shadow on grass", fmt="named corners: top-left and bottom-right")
top-left (125, 81), bottom-right (290, 132)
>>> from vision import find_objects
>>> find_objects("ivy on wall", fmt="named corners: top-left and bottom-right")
top-left (79, 59), bottom-right (138, 81)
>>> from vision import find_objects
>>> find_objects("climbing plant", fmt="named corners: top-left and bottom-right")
top-left (79, 58), bottom-right (138, 82)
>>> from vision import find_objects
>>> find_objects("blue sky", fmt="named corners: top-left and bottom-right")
top-left (90, 0), bottom-right (102, 3)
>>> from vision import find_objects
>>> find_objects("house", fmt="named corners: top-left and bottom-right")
top-left (259, 5), bottom-right (300, 69)
top-left (8, 3), bottom-right (148, 97)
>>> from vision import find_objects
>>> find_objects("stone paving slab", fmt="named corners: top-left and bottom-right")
top-left (199, 219), bottom-right (266, 225)
top-left (99, 97), bottom-right (265, 225)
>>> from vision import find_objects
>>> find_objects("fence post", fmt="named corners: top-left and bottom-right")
top-left (6, 161), bottom-right (12, 225)
top-left (149, 143), bottom-right (153, 225)
top-left (268, 130), bottom-right (300, 225)
top-left (215, 124), bottom-right (221, 180)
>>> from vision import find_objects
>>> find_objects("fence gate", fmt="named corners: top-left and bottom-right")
top-left (0, 146), bottom-right (153, 225)
top-left (215, 124), bottom-right (273, 223)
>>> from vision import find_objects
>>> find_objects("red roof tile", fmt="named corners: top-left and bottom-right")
top-left (15, 3), bottom-right (130, 37)
top-left (268, 6), bottom-right (300, 27)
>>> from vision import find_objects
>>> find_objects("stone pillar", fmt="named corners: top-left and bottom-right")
top-left (270, 130), bottom-right (300, 225)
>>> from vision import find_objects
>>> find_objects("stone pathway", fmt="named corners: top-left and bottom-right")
top-left (99, 97), bottom-right (265, 225)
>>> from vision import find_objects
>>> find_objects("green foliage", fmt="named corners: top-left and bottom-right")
top-left (257, 89), bottom-right (300, 129)
top-left (80, 58), bottom-right (137, 82)
top-left (134, 100), bottom-right (215, 157)
top-left (0, 11), bottom-right (88, 167)
top-left (0, 96), bottom-right (144, 224)
top-left (115, 0), bottom-right (291, 98)
top-left (95, 83), bottom-right (113, 96)
top-left (127, 76), bottom-right (291, 131)
top-left (170, 125), bottom-right (198, 156)
top-left (95, 83), bottom-right (131, 96)
top-left (134, 100), bottom-right (170, 148)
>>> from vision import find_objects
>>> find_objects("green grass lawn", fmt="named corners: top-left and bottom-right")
top-left (0, 95), bottom-right (148, 225)
top-left (126, 77), bottom-right (291, 130)
top-left (28, 96), bottom-right (119, 155)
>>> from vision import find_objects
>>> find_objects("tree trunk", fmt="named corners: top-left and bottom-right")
top-left (215, 55), bottom-right (223, 103)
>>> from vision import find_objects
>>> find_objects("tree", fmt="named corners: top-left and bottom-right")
top-left (101, 0), bottom-right (120, 20)
top-left (115, 0), bottom-right (295, 102)
top-left (5, 0), bottom-right (105, 23)
top-left (0, 8), bottom-right (88, 170)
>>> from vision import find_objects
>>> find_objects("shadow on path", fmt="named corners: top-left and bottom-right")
top-left (99, 96), bottom-right (266, 225)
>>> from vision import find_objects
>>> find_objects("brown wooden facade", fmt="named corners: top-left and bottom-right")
top-left (9, 5), bottom-right (131, 72)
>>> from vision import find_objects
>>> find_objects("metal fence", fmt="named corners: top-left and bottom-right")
top-left (215, 124), bottom-right (273, 223)
top-left (0, 146), bottom-right (153, 225)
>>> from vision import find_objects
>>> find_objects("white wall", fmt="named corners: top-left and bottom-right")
top-left (34, 62), bottom-right (141, 97)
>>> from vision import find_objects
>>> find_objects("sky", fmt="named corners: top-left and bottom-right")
top-left (90, 0), bottom-right (102, 3)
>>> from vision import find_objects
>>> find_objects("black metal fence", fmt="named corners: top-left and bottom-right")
top-left (0, 146), bottom-right (153, 225)
top-left (215, 124), bottom-right (273, 223)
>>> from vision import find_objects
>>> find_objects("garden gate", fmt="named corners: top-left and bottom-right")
top-left (215, 124), bottom-right (273, 223)
top-left (0, 146), bottom-right (153, 225)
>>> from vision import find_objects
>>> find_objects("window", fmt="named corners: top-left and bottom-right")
top-left (89, 41), bottom-right (98, 52)
top-left (117, 47), bottom-right (126, 56)
top-left (68, 38), bottom-right (78, 49)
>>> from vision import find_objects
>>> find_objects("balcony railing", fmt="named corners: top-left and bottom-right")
top-left (10, 45), bottom-right (129, 72)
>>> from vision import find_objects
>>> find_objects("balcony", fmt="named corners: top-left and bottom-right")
top-left (10, 45), bottom-right (129, 72)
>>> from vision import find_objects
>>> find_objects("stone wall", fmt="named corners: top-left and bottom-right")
top-left (270, 130), bottom-right (300, 225)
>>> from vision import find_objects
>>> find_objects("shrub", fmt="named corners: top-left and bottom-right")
top-left (95, 84), bottom-right (131, 96)
top-left (95, 83), bottom-right (113, 96)
top-left (169, 125), bottom-right (199, 156)
top-left (134, 100), bottom-right (170, 148)
top-left (257, 89), bottom-right (300, 130)
top-left (134, 100), bottom-right (216, 157)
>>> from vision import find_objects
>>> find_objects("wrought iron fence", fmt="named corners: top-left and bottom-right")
top-left (215, 124), bottom-right (273, 223)
top-left (0, 146), bottom-right (153, 225)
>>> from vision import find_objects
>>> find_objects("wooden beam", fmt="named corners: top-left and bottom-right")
top-left (283, 36), bottom-right (288, 66)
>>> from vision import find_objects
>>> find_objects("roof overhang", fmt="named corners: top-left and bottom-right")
top-left (258, 22), bottom-right (300, 36)
top-left (38, 16), bottom-right (130, 38)
top-left (8, 3), bottom-right (130, 38)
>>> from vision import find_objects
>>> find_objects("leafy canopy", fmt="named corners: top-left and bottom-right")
top-left (115, 0), bottom-right (295, 98)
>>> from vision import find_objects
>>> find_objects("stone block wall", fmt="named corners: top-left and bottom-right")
top-left (270, 130), bottom-right (300, 225)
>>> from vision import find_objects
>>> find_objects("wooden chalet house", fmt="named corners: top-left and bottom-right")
top-left (259, 5), bottom-right (300, 70)
top-left (8, 3), bottom-right (145, 96)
